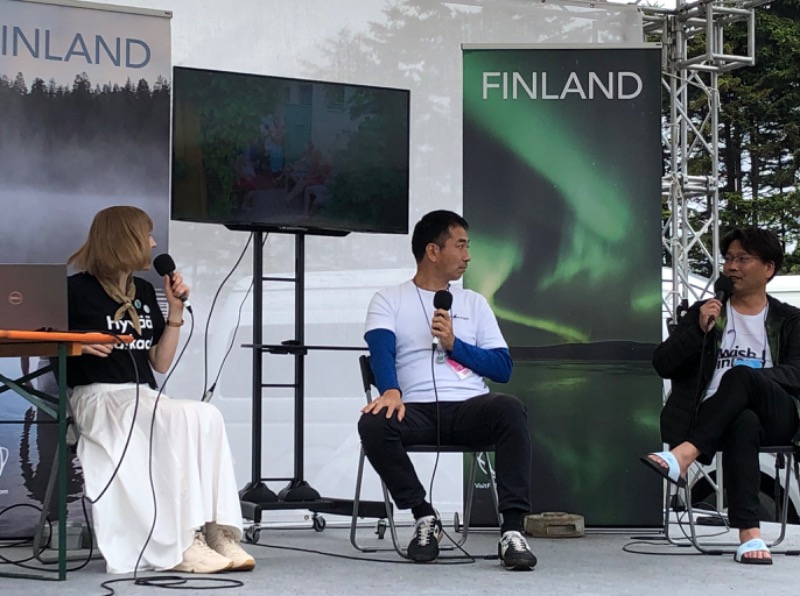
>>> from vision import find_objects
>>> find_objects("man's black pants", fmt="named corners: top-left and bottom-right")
top-left (357, 392), bottom-right (532, 518)
top-left (687, 366), bottom-right (799, 529)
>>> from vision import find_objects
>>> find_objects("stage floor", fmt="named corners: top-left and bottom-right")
top-left (2, 518), bottom-right (799, 595)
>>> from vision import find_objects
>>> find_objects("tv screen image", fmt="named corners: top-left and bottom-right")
top-left (171, 67), bottom-right (410, 235)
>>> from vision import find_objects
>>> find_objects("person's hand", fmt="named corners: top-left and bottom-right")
top-left (431, 308), bottom-right (455, 352)
top-left (361, 389), bottom-right (405, 422)
top-left (699, 298), bottom-right (723, 332)
top-left (164, 271), bottom-right (190, 308)
top-left (82, 343), bottom-right (114, 357)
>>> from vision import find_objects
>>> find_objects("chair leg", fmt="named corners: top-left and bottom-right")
top-left (381, 481), bottom-right (411, 558)
top-left (455, 452), bottom-right (480, 547)
top-left (660, 464), bottom-right (697, 547)
top-left (771, 452), bottom-right (792, 548)
top-left (485, 452), bottom-right (500, 526)
top-left (683, 484), bottom-right (713, 553)
top-left (456, 451), bottom-right (498, 547)
top-left (662, 479), bottom-right (678, 545)
top-left (684, 452), bottom-right (796, 553)
top-left (349, 446), bottom-right (368, 552)
top-left (794, 457), bottom-right (800, 510)
top-left (350, 447), bottom-right (397, 554)
top-left (683, 472), bottom-right (742, 554)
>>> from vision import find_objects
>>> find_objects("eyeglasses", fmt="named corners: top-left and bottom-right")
top-left (723, 254), bottom-right (758, 266)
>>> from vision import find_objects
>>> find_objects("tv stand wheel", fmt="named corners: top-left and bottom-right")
top-left (312, 514), bottom-right (327, 532)
top-left (244, 526), bottom-right (261, 544)
top-left (375, 519), bottom-right (387, 540)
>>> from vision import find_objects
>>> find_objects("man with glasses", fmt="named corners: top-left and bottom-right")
top-left (642, 227), bottom-right (800, 565)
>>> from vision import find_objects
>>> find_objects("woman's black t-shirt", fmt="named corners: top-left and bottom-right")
top-left (66, 272), bottom-right (165, 389)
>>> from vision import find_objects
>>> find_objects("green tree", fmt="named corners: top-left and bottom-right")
top-left (688, 1), bottom-right (800, 272)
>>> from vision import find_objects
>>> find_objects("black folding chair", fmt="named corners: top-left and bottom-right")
top-left (663, 445), bottom-right (800, 554)
top-left (350, 355), bottom-right (499, 557)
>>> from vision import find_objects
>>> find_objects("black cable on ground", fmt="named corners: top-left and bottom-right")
top-left (99, 575), bottom-right (244, 595)
top-left (250, 539), bottom-right (480, 565)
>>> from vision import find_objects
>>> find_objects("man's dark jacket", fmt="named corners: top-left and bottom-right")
top-left (653, 294), bottom-right (800, 448)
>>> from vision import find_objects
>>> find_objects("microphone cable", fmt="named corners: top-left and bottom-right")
top-left (249, 539), bottom-right (478, 565)
top-left (82, 334), bottom-right (142, 506)
top-left (202, 232), bottom-right (266, 402)
top-left (690, 301), bottom-right (721, 431)
top-left (103, 308), bottom-right (243, 594)
top-left (623, 500), bottom-right (732, 557)
top-left (0, 498), bottom-right (97, 575)
top-left (428, 345), bottom-right (442, 509)
top-left (426, 305), bottom-right (475, 562)
top-left (0, 294), bottom-right (242, 589)
top-left (0, 330), bottom-right (137, 576)
top-left (133, 308), bottom-right (194, 575)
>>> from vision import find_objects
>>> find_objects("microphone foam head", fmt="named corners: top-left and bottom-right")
top-left (433, 289), bottom-right (453, 311)
top-left (153, 253), bottom-right (176, 277)
top-left (714, 275), bottom-right (734, 300)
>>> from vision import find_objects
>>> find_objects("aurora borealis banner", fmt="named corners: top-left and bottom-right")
top-left (463, 45), bottom-right (663, 526)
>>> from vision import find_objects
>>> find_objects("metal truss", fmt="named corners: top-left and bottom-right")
top-left (639, 0), bottom-right (770, 326)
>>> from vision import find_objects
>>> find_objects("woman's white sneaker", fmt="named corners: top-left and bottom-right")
top-left (172, 532), bottom-right (234, 574)
top-left (205, 522), bottom-right (256, 571)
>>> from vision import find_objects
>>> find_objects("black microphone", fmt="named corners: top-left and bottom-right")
top-left (153, 253), bottom-right (192, 311)
top-left (432, 289), bottom-right (453, 349)
top-left (707, 275), bottom-right (733, 328)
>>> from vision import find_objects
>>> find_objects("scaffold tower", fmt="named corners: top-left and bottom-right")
top-left (639, 0), bottom-right (770, 325)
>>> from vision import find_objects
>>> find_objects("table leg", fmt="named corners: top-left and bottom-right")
top-left (57, 343), bottom-right (67, 580)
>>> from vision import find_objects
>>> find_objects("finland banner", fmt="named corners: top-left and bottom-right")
top-left (0, 0), bottom-right (171, 539)
top-left (462, 45), bottom-right (663, 527)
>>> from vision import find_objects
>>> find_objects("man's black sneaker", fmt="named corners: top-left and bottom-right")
top-left (498, 530), bottom-right (537, 570)
top-left (407, 515), bottom-right (443, 562)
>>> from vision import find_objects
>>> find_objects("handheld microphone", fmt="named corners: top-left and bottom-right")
top-left (153, 253), bottom-right (192, 311)
top-left (707, 275), bottom-right (733, 328)
top-left (431, 289), bottom-right (453, 349)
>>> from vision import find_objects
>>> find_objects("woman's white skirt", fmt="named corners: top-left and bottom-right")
top-left (71, 383), bottom-right (243, 574)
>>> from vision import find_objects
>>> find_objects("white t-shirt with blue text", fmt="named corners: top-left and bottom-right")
top-left (704, 303), bottom-right (773, 401)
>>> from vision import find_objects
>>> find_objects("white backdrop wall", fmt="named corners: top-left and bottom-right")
top-left (92, 0), bottom-right (643, 523)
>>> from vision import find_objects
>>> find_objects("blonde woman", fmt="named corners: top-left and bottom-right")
top-left (67, 205), bottom-right (254, 574)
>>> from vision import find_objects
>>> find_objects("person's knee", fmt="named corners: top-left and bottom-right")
top-left (718, 365), bottom-right (759, 392)
top-left (358, 412), bottom-right (391, 446)
top-left (492, 393), bottom-right (527, 422)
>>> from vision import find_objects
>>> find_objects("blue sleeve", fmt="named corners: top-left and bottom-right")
top-left (364, 328), bottom-right (401, 395)
top-left (449, 338), bottom-right (512, 383)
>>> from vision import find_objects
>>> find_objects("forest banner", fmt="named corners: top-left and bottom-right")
top-left (0, 0), bottom-right (171, 538)
top-left (463, 45), bottom-right (663, 527)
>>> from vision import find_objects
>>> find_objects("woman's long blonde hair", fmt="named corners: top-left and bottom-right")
top-left (68, 205), bottom-right (153, 279)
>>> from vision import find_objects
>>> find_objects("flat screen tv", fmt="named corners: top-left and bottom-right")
top-left (171, 67), bottom-right (410, 235)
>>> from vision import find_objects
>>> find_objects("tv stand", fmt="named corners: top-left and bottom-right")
top-left (225, 222), bottom-right (350, 237)
top-left (237, 230), bottom-right (389, 535)
top-left (240, 481), bottom-right (278, 504)
top-left (278, 480), bottom-right (321, 502)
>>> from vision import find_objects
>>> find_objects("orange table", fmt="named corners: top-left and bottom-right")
top-left (0, 330), bottom-right (131, 580)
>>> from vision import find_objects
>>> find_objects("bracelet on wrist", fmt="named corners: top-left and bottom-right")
top-left (166, 319), bottom-right (184, 328)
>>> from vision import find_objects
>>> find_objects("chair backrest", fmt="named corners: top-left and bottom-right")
top-left (358, 354), bottom-right (375, 404)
